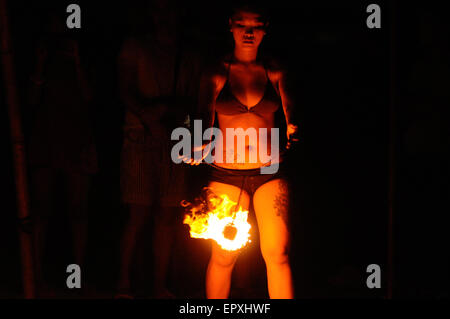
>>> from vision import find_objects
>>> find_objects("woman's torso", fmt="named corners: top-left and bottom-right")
top-left (213, 57), bottom-right (282, 170)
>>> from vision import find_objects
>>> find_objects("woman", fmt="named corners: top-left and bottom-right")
top-left (184, 3), bottom-right (299, 299)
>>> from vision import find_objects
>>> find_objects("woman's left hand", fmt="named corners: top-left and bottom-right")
top-left (286, 124), bottom-right (299, 150)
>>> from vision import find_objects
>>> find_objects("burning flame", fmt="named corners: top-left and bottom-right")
top-left (182, 189), bottom-right (251, 251)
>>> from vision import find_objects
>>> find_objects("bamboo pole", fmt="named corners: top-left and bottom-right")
top-left (0, 0), bottom-right (35, 298)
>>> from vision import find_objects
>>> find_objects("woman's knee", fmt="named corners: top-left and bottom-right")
top-left (210, 246), bottom-right (239, 269)
top-left (261, 242), bottom-right (290, 266)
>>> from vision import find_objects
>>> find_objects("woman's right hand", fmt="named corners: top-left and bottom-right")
top-left (179, 142), bottom-right (212, 166)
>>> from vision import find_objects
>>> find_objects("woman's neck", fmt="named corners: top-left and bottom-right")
top-left (233, 47), bottom-right (258, 64)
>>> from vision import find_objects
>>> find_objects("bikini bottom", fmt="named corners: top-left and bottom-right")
top-left (208, 164), bottom-right (287, 198)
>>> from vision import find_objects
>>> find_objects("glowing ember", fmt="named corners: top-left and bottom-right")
top-left (182, 189), bottom-right (251, 251)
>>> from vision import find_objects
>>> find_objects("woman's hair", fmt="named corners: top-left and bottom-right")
top-left (229, 1), bottom-right (270, 25)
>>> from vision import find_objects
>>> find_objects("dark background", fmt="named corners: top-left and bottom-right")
top-left (0, 0), bottom-right (448, 298)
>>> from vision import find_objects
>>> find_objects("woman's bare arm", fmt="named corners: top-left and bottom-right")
top-left (274, 64), bottom-right (300, 149)
top-left (117, 39), bottom-right (147, 120)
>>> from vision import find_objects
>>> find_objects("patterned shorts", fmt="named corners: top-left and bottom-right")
top-left (120, 128), bottom-right (187, 207)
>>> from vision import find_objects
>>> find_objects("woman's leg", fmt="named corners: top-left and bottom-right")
top-left (117, 134), bottom-right (154, 296)
top-left (206, 181), bottom-right (250, 299)
top-left (152, 206), bottom-right (178, 298)
top-left (253, 178), bottom-right (294, 299)
top-left (117, 203), bottom-right (150, 294)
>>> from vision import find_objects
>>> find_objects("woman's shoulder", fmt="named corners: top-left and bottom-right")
top-left (200, 54), bottom-right (230, 85)
top-left (262, 56), bottom-right (287, 81)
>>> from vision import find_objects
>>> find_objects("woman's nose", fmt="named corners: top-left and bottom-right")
top-left (244, 27), bottom-right (254, 35)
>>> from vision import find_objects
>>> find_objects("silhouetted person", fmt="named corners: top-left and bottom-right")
top-left (27, 14), bottom-right (97, 297)
top-left (117, 0), bottom-right (200, 298)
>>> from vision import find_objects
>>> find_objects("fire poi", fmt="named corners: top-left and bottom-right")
top-left (182, 188), bottom-right (251, 251)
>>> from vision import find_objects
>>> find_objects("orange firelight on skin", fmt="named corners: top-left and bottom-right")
top-left (182, 191), bottom-right (251, 251)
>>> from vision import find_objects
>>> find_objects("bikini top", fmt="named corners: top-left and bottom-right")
top-left (215, 60), bottom-right (281, 116)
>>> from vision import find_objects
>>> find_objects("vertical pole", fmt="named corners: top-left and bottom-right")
top-left (0, 0), bottom-right (35, 298)
top-left (387, 0), bottom-right (397, 300)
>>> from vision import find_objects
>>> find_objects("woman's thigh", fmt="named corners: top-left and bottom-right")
top-left (207, 181), bottom-right (251, 264)
top-left (207, 181), bottom-right (251, 212)
top-left (253, 178), bottom-right (290, 257)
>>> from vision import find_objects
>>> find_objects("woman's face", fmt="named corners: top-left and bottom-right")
top-left (230, 11), bottom-right (267, 50)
